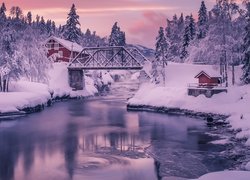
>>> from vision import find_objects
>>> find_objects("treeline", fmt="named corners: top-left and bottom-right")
top-left (154, 0), bottom-right (250, 85)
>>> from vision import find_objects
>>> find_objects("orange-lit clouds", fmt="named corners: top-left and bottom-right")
top-left (3, 0), bottom-right (217, 48)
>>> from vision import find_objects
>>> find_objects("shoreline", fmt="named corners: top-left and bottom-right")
top-left (127, 104), bottom-right (229, 124)
top-left (0, 94), bottom-right (95, 120)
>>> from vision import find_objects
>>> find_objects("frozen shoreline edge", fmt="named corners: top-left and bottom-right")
top-left (0, 94), bottom-right (95, 119)
top-left (127, 104), bottom-right (229, 122)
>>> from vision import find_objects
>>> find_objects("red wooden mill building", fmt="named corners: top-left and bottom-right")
top-left (194, 70), bottom-right (222, 86)
top-left (188, 70), bottom-right (227, 98)
top-left (45, 36), bottom-right (83, 62)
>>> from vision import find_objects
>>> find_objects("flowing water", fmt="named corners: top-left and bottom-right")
top-left (0, 80), bottom-right (234, 180)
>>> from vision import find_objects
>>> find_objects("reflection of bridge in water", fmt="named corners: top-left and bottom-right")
top-left (68, 46), bottom-right (150, 90)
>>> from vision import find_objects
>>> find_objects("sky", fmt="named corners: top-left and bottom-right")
top-left (3, 0), bottom-right (218, 48)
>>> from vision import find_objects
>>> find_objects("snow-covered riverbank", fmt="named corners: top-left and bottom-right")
top-left (128, 63), bottom-right (250, 171)
top-left (0, 63), bottom-right (99, 114)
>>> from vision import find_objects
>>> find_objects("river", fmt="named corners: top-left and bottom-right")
top-left (0, 80), bottom-right (235, 180)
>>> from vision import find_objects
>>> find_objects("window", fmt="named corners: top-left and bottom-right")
top-left (46, 43), bottom-right (53, 50)
top-left (58, 51), bottom-right (63, 57)
top-left (54, 43), bottom-right (59, 50)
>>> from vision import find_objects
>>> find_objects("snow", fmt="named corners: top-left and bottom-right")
top-left (194, 171), bottom-right (250, 180)
top-left (0, 82), bottom-right (51, 113)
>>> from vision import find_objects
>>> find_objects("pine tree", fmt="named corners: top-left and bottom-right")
top-left (165, 14), bottom-right (185, 61)
top-left (27, 11), bottom-right (32, 25)
top-left (109, 22), bottom-right (119, 46)
top-left (197, 1), bottom-right (208, 39)
top-left (180, 24), bottom-right (190, 60)
top-left (155, 27), bottom-right (168, 65)
top-left (46, 20), bottom-right (52, 35)
top-left (151, 60), bottom-right (160, 84)
top-left (118, 31), bottom-right (126, 46)
top-left (108, 22), bottom-right (126, 46)
top-left (39, 16), bottom-right (47, 34)
top-left (51, 21), bottom-right (56, 34)
top-left (155, 27), bottom-right (169, 85)
top-left (10, 6), bottom-right (23, 20)
top-left (62, 4), bottom-right (81, 43)
top-left (36, 15), bottom-right (40, 26)
top-left (241, 3), bottom-right (250, 84)
top-left (0, 3), bottom-right (6, 20)
top-left (189, 14), bottom-right (196, 40)
top-left (178, 13), bottom-right (184, 30)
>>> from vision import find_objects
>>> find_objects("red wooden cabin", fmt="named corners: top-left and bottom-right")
top-left (45, 36), bottom-right (83, 62)
top-left (194, 70), bottom-right (222, 87)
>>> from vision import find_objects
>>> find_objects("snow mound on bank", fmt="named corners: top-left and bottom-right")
top-left (0, 62), bottom-right (99, 113)
top-left (0, 81), bottom-right (51, 113)
top-left (48, 62), bottom-right (98, 97)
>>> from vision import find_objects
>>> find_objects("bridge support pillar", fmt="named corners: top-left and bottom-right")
top-left (68, 68), bottom-right (85, 90)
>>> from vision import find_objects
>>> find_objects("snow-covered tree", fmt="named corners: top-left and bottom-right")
top-left (27, 11), bottom-right (32, 25)
top-left (0, 25), bottom-right (24, 92)
top-left (155, 27), bottom-right (168, 66)
top-left (189, 14), bottom-right (196, 40)
top-left (165, 14), bottom-right (185, 61)
top-left (150, 60), bottom-right (160, 84)
top-left (19, 27), bottom-right (51, 83)
top-left (241, 2), bottom-right (250, 84)
top-left (62, 4), bottom-right (81, 43)
top-left (108, 22), bottom-right (126, 46)
top-left (10, 6), bottom-right (23, 20)
top-left (80, 28), bottom-right (106, 47)
top-left (39, 16), bottom-right (47, 34)
top-left (197, 1), bottom-right (208, 39)
top-left (0, 3), bottom-right (6, 20)
top-left (180, 21), bottom-right (190, 60)
top-left (82, 29), bottom-right (92, 47)
top-left (154, 27), bottom-right (169, 85)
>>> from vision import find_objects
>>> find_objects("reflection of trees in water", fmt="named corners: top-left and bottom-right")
top-left (63, 122), bottom-right (78, 179)
top-left (22, 136), bottom-right (35, 175)
top-left (0, 131), bottom-right (20, 180)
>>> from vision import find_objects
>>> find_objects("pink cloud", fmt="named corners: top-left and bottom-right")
top-left (128, 11), bottom-right (167, 48)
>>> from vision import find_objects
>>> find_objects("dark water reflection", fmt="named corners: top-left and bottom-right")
top-left (0, 82), bottom-right (232, 180)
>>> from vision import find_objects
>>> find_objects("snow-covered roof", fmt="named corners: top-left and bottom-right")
top-left (46, 36), bottom-right (83, 52)
top-left (195, 70), bottom-right (221, 79)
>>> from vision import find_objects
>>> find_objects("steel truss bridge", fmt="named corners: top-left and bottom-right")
top-left (68, 46), bottom-right (149, 70)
